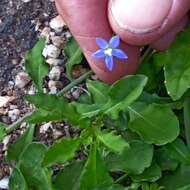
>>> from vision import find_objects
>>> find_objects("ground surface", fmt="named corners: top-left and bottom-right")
top-left (0, 0), bottom-right (64, 186)
top-left (0, 0), bottom-right (56, 91)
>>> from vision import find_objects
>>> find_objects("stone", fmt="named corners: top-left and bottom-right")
top-left (49, 66), bottom-right (62, 80)
top-left (15, 72), bottom-right (31, 88)
top-left (49, 15), bottom-right (66, 32)
top-left (51, 36), bottom-right (65, 48)
top-left (43, 44), bottom-right (61, 58)
top-left (8, 109), bottom-right (21, 122)
top-left (46, 58), bottom-right (61, 66)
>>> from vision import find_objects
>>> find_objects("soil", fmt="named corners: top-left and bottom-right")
top-left (0, 0), bottom-right (58, 184)
top-left (0, 0), bottom-right (57, 91)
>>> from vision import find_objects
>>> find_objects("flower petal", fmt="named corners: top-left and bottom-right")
top-left (92, 49), bottom-right (105, 59)
top-left (105, 55), bottom-right (114, 71)
top-left (109, 35), bottom-right (120, 48)
top-left (112, 49), bottom-right (128, 59)
top-left (96, 38), bottom-right (109, 49)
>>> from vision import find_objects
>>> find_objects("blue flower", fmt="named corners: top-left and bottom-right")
top-left (92, 35), bottom-right (128, 71)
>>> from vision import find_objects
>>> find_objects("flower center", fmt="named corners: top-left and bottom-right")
top-left (104, 47), bottom-right (113, 56)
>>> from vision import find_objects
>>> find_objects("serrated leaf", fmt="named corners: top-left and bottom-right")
top-left (128, 103), bottom-right (179, 145)
top-left (80, 143), bottom-right (112, 190)
top-left (25, 38), bottom-right (49, 92)
top-left (27, 109), bottom-right (63, 124)
top-left (9, 168), bottom-right (28, 190)
top-left (64, 38), bottom-right (83, 80)
top-left (54, 161), bottom-right (84, 190)
top-left (43, 137), bottom-right (81, 166)
top-left (154, 27), bottom-right (190, 100)
top-left (19, 143), bottom-right (52, 190)
top-left (104, 75), bottom-right (147, 119)
top-left (106, 140), bottom-right (153, 174)
top-left (7, 125), bottom-right (35, 162)
top-left (97, 131), bottom-right (129, 153)
top-left (25, 94), bottom-right (90, 128)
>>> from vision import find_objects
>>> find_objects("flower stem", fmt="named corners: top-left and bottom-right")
top-left (139, 46), bottom-right (154, 64)
top-left (6, 70), bottom-right (93, 134)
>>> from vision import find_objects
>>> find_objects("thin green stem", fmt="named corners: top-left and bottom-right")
top-left (183, 97), bottom-right (190, 148)
top-left (139, 46), bottom-right (154, 64)
top-left (114, 173), bottom-right (128, 184)
top-left (57, 70), bottom-right (93, 97)
top-left (6, 70), bottom-right (93, 134)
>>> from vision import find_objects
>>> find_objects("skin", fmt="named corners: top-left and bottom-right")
top-left (55, 0), bottom-right (190, 83)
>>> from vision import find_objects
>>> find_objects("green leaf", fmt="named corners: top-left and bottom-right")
top-left (25, 94), bottom-right (90, 128)
top-left (137, 52), bottom-right (163, 92)
top-left (74, 103), bottom-right (103, 118)
top-left (177, 185), bottom-right (190, 190)
top-left (93, 185), bottom-right (127, 190)
top-left (7, 125), bottom-right (35, 162)
top-left (27, 109), bottom-right (64, 124)
top-left (64, 37), bottom-right (83, 80)
top-left (184, 97), bottom-right (190, 148)
top-left (80, 142), bottom-right (112, 190)
top-left (86, 80), bottom-right (109, 104)
top-left (43, 137), bottom-right (81, 166)
top-left (106, 140), bottom-right (153, 174)
top-left (97, 131), bottom-right (129, 153)
top-left (9, 167), bottom-right (28, 190)
top-left (128, 103), bottom-right (179, 145)
top-left (25, 38), bottom-right (49, 92)
top-left (131, 162), bottom-right (162, 182)
top-left (155, 27), bottom-right (190, 100)
top-left (155, 148), bottom-right (178, 171)
top-left (54, 161), bottom-right (84, 190)
top-left (165, 138), bottom-right (190, 164)
top-left (0, 123), bottom-right (6, 142)
top-left (104, 75), bottom-right (148, 119)
top-left (19, 143), bottom-right (52, 190)
top-left (159, 165), bottom-right (190, 190)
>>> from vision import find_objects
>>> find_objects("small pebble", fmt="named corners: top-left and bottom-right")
top-left (15, 72), bottom-right (31, 88)
top-left (8, 109), bottom-right (20, 122)
top-left (43, 44), bottom-right (61, 58)
top-left (40, 122), bottom-right (52, 133)
top-left (49, 15), bottom-right (65, 32)
top-left (46, 58), bottom-right (61, 66)
top-left (51, 36), bottom-right (65, 48)
top-left (40, 27), bottom-right (51, 39)
top-left (49, 86), bottom-right (57, 94)
top-left (49, 66), bottom-right (62, 80)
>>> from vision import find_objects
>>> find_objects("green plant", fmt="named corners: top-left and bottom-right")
top-left (2, 27), bottom-right (190, 190)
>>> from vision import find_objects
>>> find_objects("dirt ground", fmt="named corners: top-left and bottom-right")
top-left (0, 0), bottom-right (57, 91)
top-left (0, 0), bottom-right (58, 183)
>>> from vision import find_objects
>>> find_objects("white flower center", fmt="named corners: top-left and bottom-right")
top-left (104, 48), bottom-right (113, 56)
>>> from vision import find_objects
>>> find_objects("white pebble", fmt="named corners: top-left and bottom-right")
top-left (49, 15), bottom-right (65, 32)
top-left (46, 58), bottom-right (61, 66)
top-left (15, 72), bottom-right (31, 88)
top-left (51, 36), bottom-right (65, 48)
top-left (8, 109), bottom-right (20, 122)
top-left (43, 44), bottom-right (61, 58)
top-left (49, 66), bottom-right (62, 80)
top-left (40, 122), bottom-right (52, 133)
